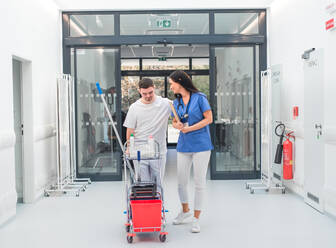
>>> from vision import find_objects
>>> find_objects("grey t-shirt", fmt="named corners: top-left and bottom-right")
top-left (123, 95), bottom-right (172, 154)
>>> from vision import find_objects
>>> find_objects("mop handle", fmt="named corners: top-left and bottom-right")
top-left (96, 82), bottom-right (125, 153)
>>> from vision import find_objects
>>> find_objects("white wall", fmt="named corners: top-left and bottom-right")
top-left (53, 0), bottom-right (274, 10)
top-left (0, 0), bottom-right (61, 225)
top-left (269, 0), bottom-right (336, 216)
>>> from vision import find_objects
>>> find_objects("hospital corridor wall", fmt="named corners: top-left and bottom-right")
top-left (0, 0), bottom-right (336, 236)
top-left (269, 0), bottom-right (336, 216)
top-left (0, 0), bottom-right (61, 225)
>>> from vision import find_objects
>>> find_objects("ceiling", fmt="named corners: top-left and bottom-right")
top-left (53, 0), bottom-right (275, 10)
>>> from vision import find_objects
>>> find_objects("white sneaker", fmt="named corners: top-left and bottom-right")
top-left (191, 217), bottom-right (201, 233)
top-left (173, 211), bottom-right (192, 225)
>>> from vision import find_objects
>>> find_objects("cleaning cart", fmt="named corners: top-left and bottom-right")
top-left (124, 140), bottom-right (168, 243)
top-left (95, 82), bottom-right (167, 244)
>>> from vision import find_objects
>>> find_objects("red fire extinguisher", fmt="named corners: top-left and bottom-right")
top-left (283, 132), bottom-right (294, 180)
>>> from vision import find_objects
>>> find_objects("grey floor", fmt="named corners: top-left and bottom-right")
top-left (1, 150), bottom-right (336, 248)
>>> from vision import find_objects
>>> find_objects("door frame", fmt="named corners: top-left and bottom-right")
top-left (62, 9), bottom-right (267, 181)
top-left (209, 44), bottom-right (261, 180)
top-left (72, 46), bottom-right (123, 181)
top-left (12, 55), bottom-right (35, 203)
top-left (121, 55), bottom-right (210, 146)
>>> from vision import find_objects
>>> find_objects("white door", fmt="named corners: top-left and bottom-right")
top-left (13, 59), bottom-right (24, 203)
top-left (303, 49), bottom-right (324, 213)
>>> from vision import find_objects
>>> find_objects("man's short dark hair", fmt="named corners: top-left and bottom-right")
top-left (139, 78), bottom-right (154, 89)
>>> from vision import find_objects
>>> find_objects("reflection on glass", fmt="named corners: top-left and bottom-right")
top-left (193, 75), bottom-right (210, 100)
top-left (121, 59), bottom-right (140, 71)
top-left (167, 87), bottom-right (175, 101)
top-left (75, 48), bottom-right (120, 177)
top-left (120, 13), bottom-right (209, 35)
top-left (215, 13), bottom-right (259, 34)
top-left (121, 76), bottom-right (140, 112)
top-left (192, 58), bottom-right (209, 70)
top-left (147, 77), bottom-right (165, 97)
top-left (70, 15), bottom-right (115, 36)
top-left (214, 47), bottom-right (255, 172)
top-left (142, 58), bottom-right (189, 70)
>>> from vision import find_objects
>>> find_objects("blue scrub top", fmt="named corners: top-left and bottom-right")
top-left (172, 92), bottom-right (213, 153)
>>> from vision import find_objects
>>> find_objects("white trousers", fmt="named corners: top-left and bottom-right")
top-left (134, 154), bottom-right (166, 191)
top-left (177, 150), bottom-right (211, 211)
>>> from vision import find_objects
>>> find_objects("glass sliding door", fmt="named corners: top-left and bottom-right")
top-left (210, 46), bottom-right (260, 179)
top-left (73, 47), bottom-right (122, 181)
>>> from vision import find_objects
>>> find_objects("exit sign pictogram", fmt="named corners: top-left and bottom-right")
top-left (156, 20), bottom-right (171, 28)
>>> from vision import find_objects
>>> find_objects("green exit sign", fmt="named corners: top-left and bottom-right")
top-left (158, 57), bottom-right (167, 61)
top-left (156, 20), bottom-right (171, 28)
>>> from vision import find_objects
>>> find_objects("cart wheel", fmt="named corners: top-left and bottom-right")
top-left (125, 225), bottom-right (130, 233)
top-left (282, 189), bottom-right (286, 194)
top-left (159, 234), bottom-right (166, 242)
top-left (44, 192), bottom-right (50, 197)
top-left (265, 189), bottom-right (269, 192)
top-left (245, 183), bottom-right (250, 189)
top-left (76, 193), bottom-right (80, 197)
top-left (127, 236), bottom-right (133, 243)
top-left (63, 191), bottom-right (67, 194)
top-left (82, 188), bottom-right (86, 192)
top-left (250, 189), bottom-right (254, 194)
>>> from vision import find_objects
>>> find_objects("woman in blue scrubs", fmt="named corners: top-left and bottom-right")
top-left (169, 70), bottom-right (213, 233)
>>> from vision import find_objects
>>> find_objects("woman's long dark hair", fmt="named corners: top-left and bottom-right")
top-left (168, 70), bottom-right (199, 99)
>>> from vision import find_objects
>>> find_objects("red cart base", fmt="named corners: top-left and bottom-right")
top-left (126, 199), bottom-right (168, 243)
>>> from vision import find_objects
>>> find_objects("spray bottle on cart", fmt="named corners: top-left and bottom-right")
top-left (130, 133), bottom-right (135, 158)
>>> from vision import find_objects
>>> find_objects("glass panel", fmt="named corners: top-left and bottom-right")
top-left (192, 75), bottom-right (210, 100)
top-left (142, 58), bottom-right (189, 70)
top-left (75, 48), bottom-right (120, 177)
top-left (167, 85), bottom-right (175, 101)
top-left (148, 77), bottom-right (165, 97)
top-left (215, 13), bottom-right (259, 34)
top-left (214, 47), bottom-right (255, 172)
top-left (120, 13), bottom-right (209, 35)
top-left (166, 79), bottom-right (179, 144)
top-left (121, 76), bottom-right (164, 113)
top-left (121, 76), bottom-right (140, 112)
top-left (192, 58), bottom-right (209, 70)
top-left (168, 117), bottom-right (179, 143)
top-left (70, 15), bottom-right (114, 36)
top-left (121, 59), bottom-right (140, 71)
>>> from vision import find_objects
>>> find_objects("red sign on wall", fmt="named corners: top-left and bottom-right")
top-left (326, 18), bottom-right (335, 30)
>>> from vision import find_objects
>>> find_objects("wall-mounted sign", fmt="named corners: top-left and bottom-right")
top-left (149, 15), bottom-right (178, 31)
top-left (156, 19), bottom-right (171, 28)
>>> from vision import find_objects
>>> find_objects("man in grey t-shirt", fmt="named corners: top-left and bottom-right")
top-left (123, 78), bottom-right (171, 186)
